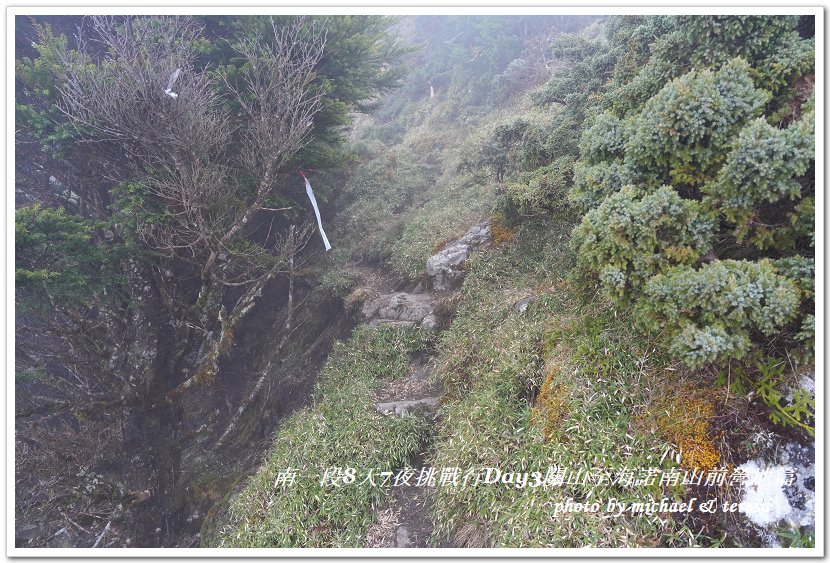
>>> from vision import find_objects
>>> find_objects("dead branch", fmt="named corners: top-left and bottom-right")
top-left (51, 16), bottom-right (326, 291)
top-left (216, 223), bottom-right (310, 448)
top-left (92, 521), bottom-right (111, 548)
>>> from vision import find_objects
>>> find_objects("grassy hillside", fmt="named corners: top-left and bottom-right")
top-left (204, 326), bottom-right (431, 547)
top-left (208, 14), bottom-right (815, 550)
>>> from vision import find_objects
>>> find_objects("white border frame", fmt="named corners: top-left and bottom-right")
top-left (5, 2), bottom-right (824, 559)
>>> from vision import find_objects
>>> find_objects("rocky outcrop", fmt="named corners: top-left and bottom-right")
top-left (375, 397), bottom-right (440, 417)
top-left (358, 221), bottom-right (489, 328)
top-left (361, 292), bottom-right (437, 328)
top-left (727, 370), bottom-right (815, 549)
top-left (733, 439), bottom-right (814, 546)
top-left (426, 222), bottom-right (491, 291)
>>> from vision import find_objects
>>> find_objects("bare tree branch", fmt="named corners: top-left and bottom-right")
top-left (46, 17), bottom-right (330, 400)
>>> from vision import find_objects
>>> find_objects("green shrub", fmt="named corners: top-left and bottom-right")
top-left (605, 41), bottom-right (683, 117)
top-left (532, 33), bottom-right (617, 110)
top-left (571, 185), bottom-right (715, 299)
top-left (625, 58), bottom-right (769, 188)
top-left (564, 16), bottom-right (814, 369)
top-left (637, 260), bottom-right (801, 367)
top-left (772, 255), bottom-right (814, 297)
top-left (15, 205), bottom-right (123, 309)
top-left (569, 160), bottom-right (628, 211)
top-left (678, 16), bottom-right (799, 65)
top-left (504, 156), bottom-right (575, 214)
top-left (579, 112), bottom-right (627, 164)
top-left (704, 111), bottom-right (814, 248)
top-left (315, 266), bottom-right (361, 299)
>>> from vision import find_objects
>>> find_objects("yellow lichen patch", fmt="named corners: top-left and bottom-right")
top-left (531, 358), bottom-right (570, 442)
top-left (490, 214), bottom-right (514, 246)
top-left (649, 387), bottom-right (721, 471)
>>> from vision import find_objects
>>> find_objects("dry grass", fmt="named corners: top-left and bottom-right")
top-left (364, 506), bottom-right (401, 547)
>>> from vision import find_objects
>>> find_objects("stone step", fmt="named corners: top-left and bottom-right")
top-left (426, 221), bottom-right (491, 291)
top-left (362, 292), bottom-right (437, 328)
top-left (374, 397), bottom-right (440, 417)
top-left (368, 318), bottom-right (416, 327)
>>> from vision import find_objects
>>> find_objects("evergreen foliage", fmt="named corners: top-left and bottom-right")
top-left (549, 15), bottom-right (815, 367)
top-left (532, 33), bottom-right (616, 109)
top-left (704, 110), bottom-right (815, 249)
top-left (15, 205), bottom-right (123, 308)
top-left (638, 260), bottom-right (801, 367)
top-left (569, 160), bottom-right (628, 212)
top-left (470, 16), bottom-right (814, 367)
top-left (625, 58), bottom-right (768, 188)
top-left (504, 155), bottom-right (575, 215)
top-left (571, 185), bottom-right (715, 299)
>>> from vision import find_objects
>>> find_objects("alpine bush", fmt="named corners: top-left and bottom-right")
top-left (625, 58), bottom-right (769, 188)
top-left (637, 260), bottom-right (802, 367)
top-left (561, 15), bottom-right (814, 367)
top-left (571, 185), bottom-right (715, 299)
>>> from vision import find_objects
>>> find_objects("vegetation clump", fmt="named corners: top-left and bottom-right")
top-left (648, 388), bottom-right (721, 471)
top-left (207, 326), bottom-right (429, 547)
top-left (489, 213), bottom-right (515, 246)
top-left (553, 16), bottom-right (814, 370)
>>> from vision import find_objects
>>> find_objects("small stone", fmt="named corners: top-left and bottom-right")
top-left (362, 292), bottom-right (436, 325)
top-left (512, 296), bottom-right (534, 314)
top-left (374, 397), bottom-right (440, 417)
top-left (396, 526), bottom-right (412, 548)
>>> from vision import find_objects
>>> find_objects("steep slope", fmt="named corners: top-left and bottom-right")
top-left (207, 14), bottom-right (815, 550)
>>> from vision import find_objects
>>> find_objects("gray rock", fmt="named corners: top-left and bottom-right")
top-left (396, 526), bottom-right (412, 548)
top-left (426, 222), bottom-right (491, 291)
top-left (421, 314), bottom-right (438, 331)
top-left (375, 397), bottom-right (440, 417)
top-left (362, 292), bottom-right (436, 326)
top-left (512, 296), bottom-right (535, 314)
top-left (732, 435), bottom-right (814, 545)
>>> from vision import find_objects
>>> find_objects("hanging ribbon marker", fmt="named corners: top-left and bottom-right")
top-left (300, 171), bottom-right (332, 251)
top-left (165, 68), bottom-right (181, 98)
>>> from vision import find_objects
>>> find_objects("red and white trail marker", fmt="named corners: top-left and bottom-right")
top-left (300, 171), bottom-right (332, 251)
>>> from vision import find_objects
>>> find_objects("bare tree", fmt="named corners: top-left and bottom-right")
top-left (50, 15), bottom-right (328, 392)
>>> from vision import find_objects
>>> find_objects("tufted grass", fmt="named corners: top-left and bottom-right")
top-left (428, 217), bottom-right (703, 547)
top-left (206, 325), bottom-right (431, 547)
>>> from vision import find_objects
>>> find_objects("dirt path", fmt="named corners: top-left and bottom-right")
top-left (357, 221), bottom-right (491, 548)
top-left (364, 448), bottom-right (439, 548)
top-left (366, 357), bottom-right (442, 548)
top-left (355, 269), bottom-right (444, 548)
